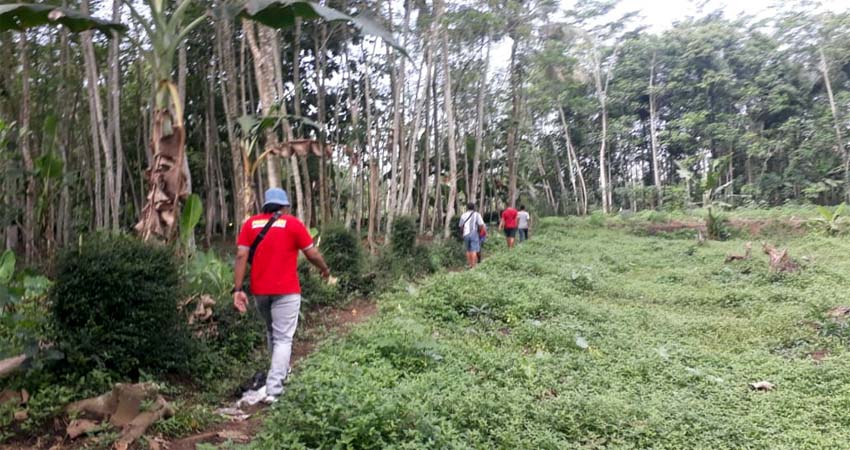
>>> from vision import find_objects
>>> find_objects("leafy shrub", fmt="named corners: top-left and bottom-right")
top-left (319, 224), bottom-right (369, 294)
top-left (588, 211), bottom-right (606, 227)
top-left (429, 238), bottom-right (466, 270)
top-left (391, 216), bottom-right (418, 255)
top-left (375, 244), bottom-right (434, 286)
top-left (298, 259), bottom-right (342, 307)
top-left (185, 250), bottom-right (232, 297)
top-left (50, 233), bottom-right (192, 378)
top-left (705, 208), bottom-right (730, 240)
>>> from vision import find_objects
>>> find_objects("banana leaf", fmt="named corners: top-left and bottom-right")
top-left (222, 0), bottom-right (407, 57)
top-left (0, 3), bottom-right (126, 34)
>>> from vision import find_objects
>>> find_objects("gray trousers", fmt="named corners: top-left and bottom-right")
top-left (254, 294), bottom-right (301, 396)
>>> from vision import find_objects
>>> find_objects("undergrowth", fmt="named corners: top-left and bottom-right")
top-left (248, 216), bottom-right (850, 449)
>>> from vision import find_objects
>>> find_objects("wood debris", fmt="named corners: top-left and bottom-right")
top-left (725, 242), bottom-right (752, 263)
top-left (65, 382), bottom-right (173, 449)
top-left (761, 242), bottom-right (800, 273)
top-left (749, 381), bottom-right (775, 391)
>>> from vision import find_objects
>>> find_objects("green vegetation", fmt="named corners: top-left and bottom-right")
top-left (50, 234), bottom-right (191, 377)
top-left (248, 216), bottom-right (850, 449)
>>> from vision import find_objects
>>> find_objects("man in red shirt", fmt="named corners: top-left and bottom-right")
top-left (500, 205), bottom-right (519, 249)
top-left (232, 188), bottom-right (330, 403)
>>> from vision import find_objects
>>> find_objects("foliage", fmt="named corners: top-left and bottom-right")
top-left (298, 259), bottom-right (342, 307)
top-left (706, 208), bottom-right (731, 240)
top-left (390, 216), bottom-right (418, 256)
top-left (248, 216), bottom-right (850, 449)
top-left (0, 3), bottom-right (126, 33)
top-left (152, 402), bottom-right (221, 438)
top-left (319, 224), bottom-right (368, 294)
top-left (588, 210), bottom-right (606, 227)
top-left (179, 193), bottom-right (203, 247)
top-left (810, 203), bottom-right (848, 236)
top-left (50, 233), bottom-right (192, 378)
top-left (185, 250), bottom-right (232, 297)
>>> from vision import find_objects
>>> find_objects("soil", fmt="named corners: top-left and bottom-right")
top-left (165, 298), bottom-right (378, 450)
top-left (1, 298), bottom-right (379, 450)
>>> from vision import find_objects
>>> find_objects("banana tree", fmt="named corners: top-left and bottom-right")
top-left (131, 0), bottom-right (404, 242)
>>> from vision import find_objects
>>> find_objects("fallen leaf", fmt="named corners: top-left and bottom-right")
top-left (749, 381), bottom-right (775, 391)
top-left (14, 410), bottom-right (27, 421)
top-left (20, 389), bottom-right (29, 404)
top-left (67, 418), bottom-right (101, 439)
top-left (811, 349), bottom-right (829, 363)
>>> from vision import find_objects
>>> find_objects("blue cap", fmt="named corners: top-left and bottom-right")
top-left (263, 188), bottom-right (290, 207)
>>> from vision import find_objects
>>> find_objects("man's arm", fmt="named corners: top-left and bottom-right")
top-left (232, 246), bottom-right (249, 313)
top-left (303, 247), bottom-right (331, 280)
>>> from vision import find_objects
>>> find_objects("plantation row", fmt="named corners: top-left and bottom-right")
top-left (248, 217), bottom-right (850, 449)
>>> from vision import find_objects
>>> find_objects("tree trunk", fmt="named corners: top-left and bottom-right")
top-left (107, 0), bottom-right (124, 229)
top-left (364, 48), bottom-right (377, 252)
top-left (244, 22), bottom-right (283, 190)
top-left (431, 71), bottom-right (442, 234)
top-left (216, 14), bottom-right (247, 226)
top-left (471, 39), bottom-right (490, 205)
top-left (437, 0), bottom-right (458, 238)
top-left (18, 34), bottom-right (36, 262)
top-left (81, 0), bottom-right (110, 230)
top-left (819, 46), bottom-right (849, 202)
top-left (418, 36), bottom-right (434, 234)
top-left (648, 51), bottom-right (663, 208)
top-left (558, 106), bottom-right (587, 215)
top-left (285, 20), bottom-right (306, 223)
top-left (506, 38), bottom-right (520, 208)
top-left (315, 25), bottom-right (330, 227)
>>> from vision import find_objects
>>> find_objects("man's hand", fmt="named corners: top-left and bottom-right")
top-left (320, 267), bottom-right (331, 281)
top-left (233, 291), bottom-right (249, 314)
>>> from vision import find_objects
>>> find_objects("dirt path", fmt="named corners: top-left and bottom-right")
top-left (164, 298), bottom-right (378, 450)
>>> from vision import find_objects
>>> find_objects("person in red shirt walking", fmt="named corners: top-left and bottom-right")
top-left (232, 188), bottom-right (330, 404)
top-left (500, 205), bottom-right (519, 249)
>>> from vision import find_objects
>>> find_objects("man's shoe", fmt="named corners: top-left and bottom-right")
top-left (262, 394), bottom-right (279, 405)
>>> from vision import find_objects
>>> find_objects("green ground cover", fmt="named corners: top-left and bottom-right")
top-left (248, 216), bottom-right (850, 449)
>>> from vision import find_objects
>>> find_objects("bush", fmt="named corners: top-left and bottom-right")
top-left (50, 233), bottom-right (192, 378)
top-left (375, 244), bottom-right (434, 287)
top-left (298, 259), bottom-right (342, 307)
top-left (706, 208), bottom-right (731, 240)
top-left (429, 239), bottom-right (466, 270)
top-left (588, 211), bottom-right (606, 227)
top-left (319, 224), bottom-right (370, 294)
top-left (391, 216), bottom-right (418, 255)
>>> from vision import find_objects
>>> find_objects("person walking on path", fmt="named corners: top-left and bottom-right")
top-left (518, 205), bottom-right (531, 242)
top-left (232, 188), bottom-right (331, 404)
top-left (500, 205), bottom-right (519, 249)
top-left (459, 202), bottom-right (485, 269)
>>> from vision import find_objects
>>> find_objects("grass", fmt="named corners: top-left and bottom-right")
top-left (246, 215), bottom-right (850, 449)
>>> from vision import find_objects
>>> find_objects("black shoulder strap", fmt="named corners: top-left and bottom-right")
top-left (248, 210), bottom-right (284, 265)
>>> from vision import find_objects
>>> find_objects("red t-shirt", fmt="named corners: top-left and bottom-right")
top-left (502, 207), bottom-right (519, 229)
top-left (237, 213), bottom-right (314, 295)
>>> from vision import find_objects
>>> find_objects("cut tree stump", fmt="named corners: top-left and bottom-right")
top-left (761, 242), bottom-right (799, 273)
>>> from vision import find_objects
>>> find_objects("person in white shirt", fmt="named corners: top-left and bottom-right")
top-left (518, 205), bottom-right (531, 242)
top-left (458, 202), bottom-right (486, 269)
